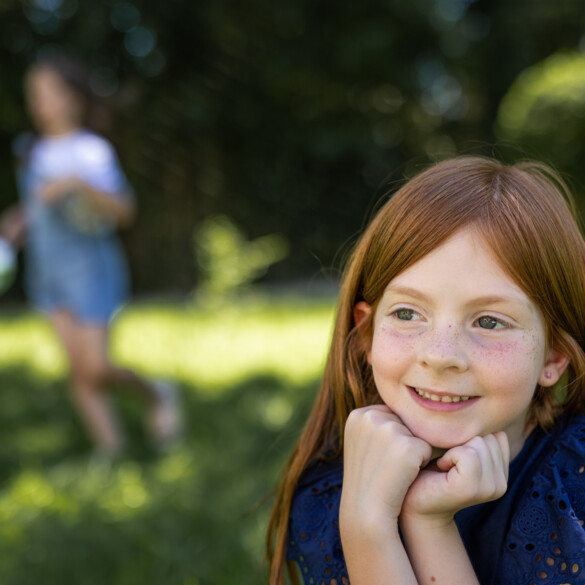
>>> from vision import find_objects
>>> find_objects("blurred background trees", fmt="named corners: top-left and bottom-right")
top-left (2, 0), bottom-right (585, 297)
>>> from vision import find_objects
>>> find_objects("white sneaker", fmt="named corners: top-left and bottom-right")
top-left (148, 380), bottom-right (183, 451)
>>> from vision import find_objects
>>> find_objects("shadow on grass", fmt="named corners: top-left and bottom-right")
top-left (0, 366), bottom-right (318, 585)
top-left (0, 365), bottom-right (92, 475)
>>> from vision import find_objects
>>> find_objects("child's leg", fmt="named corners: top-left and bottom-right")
top-left (50, 310), bottom-right (182, 453)
top-left (50, 310), bottom-right (125, 454)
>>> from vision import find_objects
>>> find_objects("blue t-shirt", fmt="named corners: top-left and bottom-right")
top-left (15, 129), bottom-right (132, 323)
top-left (287, 414), bottom-right (585, 585)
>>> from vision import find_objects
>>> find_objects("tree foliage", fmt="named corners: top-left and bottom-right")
top-left (2, 0), bottom-right (585, 294)
top-left (496, 50), bottom-right (585, 206)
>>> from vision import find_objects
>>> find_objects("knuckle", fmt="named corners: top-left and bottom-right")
top-left (347, 406), bottom-right (370, 424)
top-left (466, 435), bottom-right (486, 450)
top-left (459, 445), bottom-right (482, 468)
top-left (361, 407), bottom-right (381, 424)
top-left (344, 411), bottom-right (362, 437)
top-left (345, 409), bottom-right (360, 426)
top-left (345, 406), bottom-right (383, 436)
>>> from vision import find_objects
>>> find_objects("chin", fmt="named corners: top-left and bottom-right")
top-left (430, 438), bottom-right (467, 450)
top-left (412, 426), bottom-right (475, 451)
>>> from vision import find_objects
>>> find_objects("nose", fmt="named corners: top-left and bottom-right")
top-left (417, 323), bottom-right (468, 372)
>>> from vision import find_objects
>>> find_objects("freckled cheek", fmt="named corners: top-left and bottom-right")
top-left (472, 338), bottom-right (545, 385)
top-left (370, 326), bottom-right (416, 366)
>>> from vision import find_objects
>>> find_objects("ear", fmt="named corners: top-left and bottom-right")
top-left (353, 301), bottom-right (373, 364)
top-left (539, 347), bottom-right (570, 387)
top-left (353, 301), bottom-right (371, 327)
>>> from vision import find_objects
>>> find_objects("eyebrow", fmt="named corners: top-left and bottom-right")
top-left (384, 285), bottom-right (534, 313)
top-left (383, 285), bottom-right (430, 302)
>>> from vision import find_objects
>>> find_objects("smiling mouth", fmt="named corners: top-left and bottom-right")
top-left (412, 387), bottom-right (472, 403)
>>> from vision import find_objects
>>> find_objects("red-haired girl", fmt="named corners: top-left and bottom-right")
top-left (268, 156), bottom-right (585, 585)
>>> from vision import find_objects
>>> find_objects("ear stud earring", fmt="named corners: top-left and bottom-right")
top-left (544, 371), bottom-right (552, 379)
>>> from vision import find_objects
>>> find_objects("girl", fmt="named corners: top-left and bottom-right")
top-left (268, 156), bottom-right (585, 585)
top-left (2, 55), bottom-right (181, 456)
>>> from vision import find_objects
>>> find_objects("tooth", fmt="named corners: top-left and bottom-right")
top-left (414, 387), bottom-right (472, 402)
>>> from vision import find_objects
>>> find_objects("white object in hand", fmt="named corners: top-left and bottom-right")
top-left (0, 237), bottom-right (16, 294)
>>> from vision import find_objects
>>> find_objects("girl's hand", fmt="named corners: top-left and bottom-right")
top-left (340, 408), bottom-right (495, 585)
top-left (401, 431), bottom-right (510, 527)
top-left (39, 177), bottom-right (78, 204)
top-left (0, 205), bottom-right (26, 247)
top-left (340, 405), bottom-right (433, 533)
top-left (37, 179), bottom-right (134, 227)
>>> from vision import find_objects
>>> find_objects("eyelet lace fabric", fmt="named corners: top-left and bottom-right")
top-left (494, 420), bottom-right (585, 585)
top-left (287, 415), bottom-right (585, 585)
top-left (288, 457), bottom-right (346, 585)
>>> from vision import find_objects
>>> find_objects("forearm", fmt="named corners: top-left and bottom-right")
top-left (400, 515), bottom-right (480, 585)
top-left (340, 406), bottom-right (437, 585)
top-left (73, 179), bottom-right (135, 227)
top-left (0, 204), bottom-right (27, 247)
top-left (342, 510), bottom-right (480, 585)
top-left (341, 517), bottom-right (419, 585)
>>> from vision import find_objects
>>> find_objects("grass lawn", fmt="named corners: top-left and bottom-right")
top-left (0, 292), bottom-right (336, 585)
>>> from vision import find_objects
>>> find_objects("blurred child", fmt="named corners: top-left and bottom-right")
top-left (2, 55), bottom-right (181, 456)
top-left (268, 156), bottom-right (585, 584)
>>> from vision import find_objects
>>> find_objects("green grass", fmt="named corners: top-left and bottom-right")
top-left (0, 294), bottom-right (336, 585)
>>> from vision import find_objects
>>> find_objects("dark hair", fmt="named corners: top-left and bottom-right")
top-left (28, 54), bottom-right (112, 137)
top-left (31, 54), bottom-right (91, 110)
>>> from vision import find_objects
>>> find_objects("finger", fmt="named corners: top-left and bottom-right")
top-left (348, 404), bottom-right (406, 427)
top-left (434, 444), bottom-right (471, 472)
top-left (479, 435), bottom-right (505, 487)
top-left (478, 433), bottom-right (510, 481)
top-left (435, 437), bottom-right (492, 480)
top-left (493, 431), bottom-right (510, 477)
top-left (366, 403), bottom-right (405, 420)
top-left (446, 435), bottom-right (509, 496)
top-left (367, 404), bottom-right (397, 414)
top-left (436, 435), bottom-right (501, 473)
top-left (345, 406), bottom-right (433, 468)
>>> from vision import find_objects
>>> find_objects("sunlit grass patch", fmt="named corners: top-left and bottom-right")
top-left (111, 296), bottom-right (335, 393)
top-left (0, 311), bottom-right (66, 378)
top-left (0, 296), bottom-right (335, 392)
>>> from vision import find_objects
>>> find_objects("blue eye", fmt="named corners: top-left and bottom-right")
top-left (395, 308), bottom-right (417, 321)
top-left (477, 316), bottom-right (507, 330)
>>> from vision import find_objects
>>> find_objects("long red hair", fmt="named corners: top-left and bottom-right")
top-left (267, 156), bottom-right (585, 584)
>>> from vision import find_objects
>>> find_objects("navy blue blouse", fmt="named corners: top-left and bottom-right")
top-left (287, 414), bottom-right (585, 585)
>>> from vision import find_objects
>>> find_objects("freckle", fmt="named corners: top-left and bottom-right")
top-left (431, 578), bottom-right (436, 583)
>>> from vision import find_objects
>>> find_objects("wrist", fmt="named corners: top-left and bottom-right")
top-left (400, 515), bottom-right (480, 585)
top-left (340, 505), bottom-right (400, 546)
top-left (400, 510), bottom-right (457, 539)
top-left (341, 516), bottom-right (402, 566)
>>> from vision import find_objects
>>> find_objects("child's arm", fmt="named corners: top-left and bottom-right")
top-left (0, 204), bottom-right (27, 248)
top-left (39, 178), bottom-right (135, 227)
top-left (339, 405), bottom-right (432, 585)
top-left (339, 406), bottom-right (508, 585)
top-left (400, 433), bottom-right (510, 585)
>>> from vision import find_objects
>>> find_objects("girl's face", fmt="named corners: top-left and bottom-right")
top-left (25, 67), bottom-right (83, 135)
top-left (356, 228), bottom-right (569, 458)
